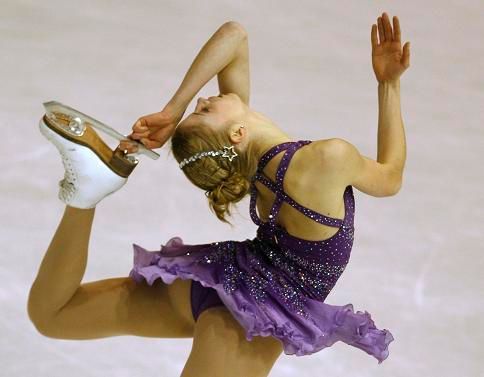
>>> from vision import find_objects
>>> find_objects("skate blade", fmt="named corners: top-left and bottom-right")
top-left (43, 100), bottom-right (160, 160)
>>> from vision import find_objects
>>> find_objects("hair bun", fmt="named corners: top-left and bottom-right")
top-left (171, 124), bottom-right (256, 226)
top-left (207, 171), bottom-right (250, 223)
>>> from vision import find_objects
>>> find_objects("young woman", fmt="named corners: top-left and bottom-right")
top-left (28, 13), bottom-right (409, 377)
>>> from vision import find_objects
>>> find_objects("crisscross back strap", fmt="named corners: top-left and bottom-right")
top-left (264, 143), bottom-right (300, 229)
top-left (249, 140), bottom-right (348, 229)
top-left (249, 141), bottom-right (295, 227)
top-left (256, 141), bottom-right (295, 173)
top-left (249, 142), bottom-right (303, 229)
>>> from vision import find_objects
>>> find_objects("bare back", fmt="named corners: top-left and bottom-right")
top-left (253, 139), bottom-right (347, 242)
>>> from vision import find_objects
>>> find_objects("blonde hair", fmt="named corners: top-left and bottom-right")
top-left (170, 124), bottom-right (258, 227)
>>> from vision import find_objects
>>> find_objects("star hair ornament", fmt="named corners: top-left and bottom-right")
top-left (179, 145), bottom-right (239, 169)
top-left (178, 125), bottom-right (244, 169)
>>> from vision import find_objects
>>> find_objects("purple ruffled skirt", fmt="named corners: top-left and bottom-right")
top-left (129, 236), bottom-right (394, 363)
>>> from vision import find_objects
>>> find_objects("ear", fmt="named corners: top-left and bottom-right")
top-left (228, 124), bottom-right (246, 145)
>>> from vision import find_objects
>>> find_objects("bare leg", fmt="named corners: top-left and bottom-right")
top-left (27, 205), bottom-right (283, 377)
top-left (28, 204), bottom-right (196, 340)
top-left (28, 205), bottom-right (96, 325)
top-left (181, 307), bottom-right (283, 377)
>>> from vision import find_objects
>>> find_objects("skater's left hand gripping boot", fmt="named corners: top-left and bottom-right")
top-left (39, 101), bottom-right (160, 209)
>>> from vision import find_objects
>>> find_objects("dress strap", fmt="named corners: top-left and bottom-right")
top-left (249, 141), bottom-right (311, 229)
top-left (249, 140), bottom-right (350, 229)
top-left (265, 143), bottom-right (300, 229)
top-left (249, 141), bottom-right (299, 227)
top-left (257, 141), bottom-right (296, 173)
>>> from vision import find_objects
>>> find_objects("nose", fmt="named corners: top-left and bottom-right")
top-left (195, 97), bottom-right (208, 112)
top-left (197, 97), bottom-right (210, 105)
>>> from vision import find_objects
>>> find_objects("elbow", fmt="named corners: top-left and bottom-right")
top-left (385, 166), bottom-right (403, 196)
top-left (389, 177), bottom-right (403, 196)
top-left (222, 21), bottom-right (248, 37)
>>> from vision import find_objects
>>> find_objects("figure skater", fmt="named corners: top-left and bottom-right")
top-left (28, 13), bottom-right (409, 377)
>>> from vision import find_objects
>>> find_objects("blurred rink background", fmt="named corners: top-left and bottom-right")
top-left (1, 1), bottom-right (483, 376)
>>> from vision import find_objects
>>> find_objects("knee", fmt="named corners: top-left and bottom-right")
top-left (27, 311), bottom-right (56, 338)
top-left (27, 298), bottom-right (54, 337)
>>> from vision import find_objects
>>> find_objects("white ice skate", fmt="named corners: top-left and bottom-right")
top-left (39, 101), bottom-right (160, 209)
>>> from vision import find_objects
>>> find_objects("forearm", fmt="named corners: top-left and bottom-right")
top-left (376, 79), bottom-right (406, 182)
top-left (165, 22), bottom-right (247, 114)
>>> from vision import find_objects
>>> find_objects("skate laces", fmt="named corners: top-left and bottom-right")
top-left (57, 149), bottom-right (77, 202)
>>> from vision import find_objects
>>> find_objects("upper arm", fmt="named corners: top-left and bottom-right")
top-left (317, 138), bottom-right (402, 197)
top-left (217, 22), bottom-right (250, 105)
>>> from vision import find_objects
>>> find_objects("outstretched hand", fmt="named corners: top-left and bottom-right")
top-left (118, 105), bottom-right (184, 154)
top-left (371, 12), bottom-right (411, 83)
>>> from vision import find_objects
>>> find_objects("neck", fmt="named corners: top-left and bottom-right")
top-left (242, 109), bottom-right (295, 163)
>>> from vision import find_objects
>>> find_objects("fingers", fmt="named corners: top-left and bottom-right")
top-left (119, 138), bottom-right (139, 154)
top-left (117, 114), bottom-right (164, 154)
top-left (133, 119), bottom-right (148, 133)
top-left (117, 116), bottom-right (152, 153)
top-left (376, 12), bottom-right (400, 44)
top-left (371, 24), bottom-right (378, 49)
top-left (377, 16), bottom-right (385, 43)
top-left (128, 118), bottom-right (150, 142)
top-left (382, 13), bottom-right (393, 42)
top-left (401, 42), bottom-right (411, 68)
top-left (130, 130), bottom-right (150, 140)
top-left (393, 16), bottom-right (401, 43)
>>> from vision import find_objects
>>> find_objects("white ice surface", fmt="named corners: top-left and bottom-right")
top-left (1, 1), bottom-right (483, 376)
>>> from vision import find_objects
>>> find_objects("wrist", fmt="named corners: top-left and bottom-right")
top-left (162, 98), bottom-right (187, 120)
top-left (378, 78), bottom-right (400, 89)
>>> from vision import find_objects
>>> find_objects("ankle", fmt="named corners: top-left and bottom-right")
top-left (64, 205), bottom-right (96, 216)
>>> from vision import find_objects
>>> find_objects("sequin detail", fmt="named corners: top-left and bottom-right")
top-left (247, 140), bottom-right (356, 310)
top-left (191, 140), bottom-right (356, 319)
top-left (127, 140), bottom-right (398, 364)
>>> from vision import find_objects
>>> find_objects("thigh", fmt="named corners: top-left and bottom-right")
top-left (180, 306), bottom-right (284, 377)
top-left (39, 276), bottom-right (196, 339)
top-left (124, 276), bottom-right (196, 337)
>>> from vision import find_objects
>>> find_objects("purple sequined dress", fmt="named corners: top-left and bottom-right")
top-left (129, 140), bottom-right (394, 363)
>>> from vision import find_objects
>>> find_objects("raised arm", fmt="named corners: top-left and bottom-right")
top-left (313, 12), bottom-right (409, 198)
top-left (120, 21), bottom-right (249, 153)
top-left (166, 21), bottom-right (249, 116)
top-left (337, 77), bottom-right (406, 198)
top-left (216, 24), bottom-right (250, 105)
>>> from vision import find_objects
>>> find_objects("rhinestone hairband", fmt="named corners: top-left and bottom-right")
top-left (179, 145), bottom-right (238, 169)
top-left (178, 125), bottom-right (244, 169)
